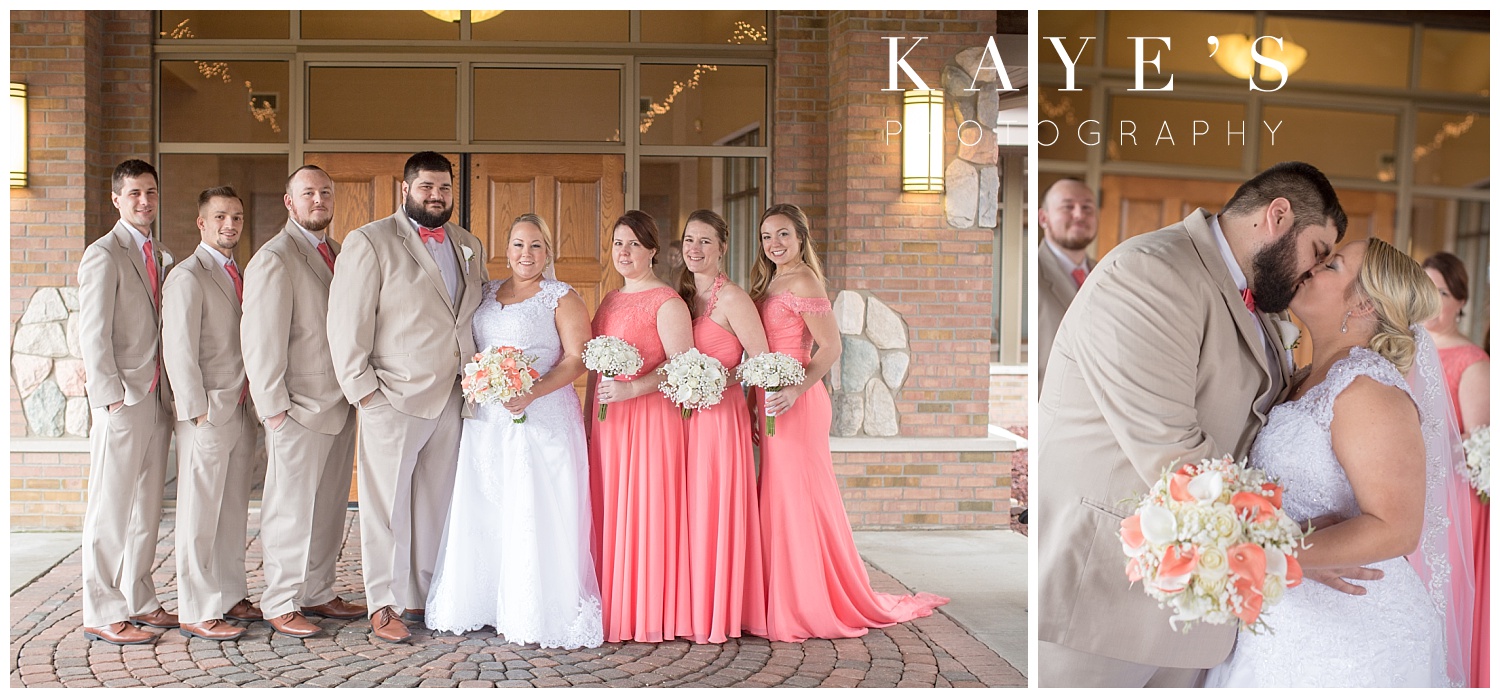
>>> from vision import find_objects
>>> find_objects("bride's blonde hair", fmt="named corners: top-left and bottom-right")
top-left (1353, 237), bottom-right (1439, 373)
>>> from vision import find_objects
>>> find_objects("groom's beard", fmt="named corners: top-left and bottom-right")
top-left (404, 194), bottom-right (453, 230)
top-left (1250, 228), bottom-right (1302, 314)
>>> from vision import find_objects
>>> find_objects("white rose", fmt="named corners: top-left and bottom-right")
top-left (1197, 546), bottom-right (1229, 581)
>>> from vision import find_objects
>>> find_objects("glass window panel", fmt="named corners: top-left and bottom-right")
top-left (640, 64), bottom-right (766, 147)
top-left (300, 11), bottom-right (459, 41)
top-left (471, 11), bottom-right (628, 43)
top-left (157, 154), bottom-right (289, 267)
top-left (1105, 96), bottom-right (1246, 169)
top-left (639, 155), bottom-right (764, 287)
top-left (1038, 11), bottom-right (1098, 67)
top-left (1419, 29), bottom-right (1488, 95)
top-left (159, 11), bottom-right (289, 40)
top-left (1414, 111), bottom-right (1489, 188)
top-left (1038, 85), bottom-right (1093, 163)
top-left (308, 67), bottom-right (457, 141)
top-left (640, 11), bottom-right (769, 45)
top-left (1257, 105), bottom-right (1396, 181)
top-left (161, 61), bottom-right (289, 144)
top-left (473, 68), bottom-right (621, 142)
top-left (1262, 17), bottom-right (1410, 90)
top-left (1104, 11), bottom-right (1255, 79)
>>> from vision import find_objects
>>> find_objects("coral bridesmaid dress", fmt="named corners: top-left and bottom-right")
top-left (685, 275), bottom-right (767, 643)
top-left (588, 286), bottom-right (692, 643)
top-left (1439, 343), bottom-right (1489, 688)
top-left (756, 291), bottom-right (948, 642)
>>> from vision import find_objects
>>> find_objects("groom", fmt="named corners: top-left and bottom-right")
top-left (327, 152), bottom-right (487, 643)
top-left (1037, 162), bottom-right (1349, 687)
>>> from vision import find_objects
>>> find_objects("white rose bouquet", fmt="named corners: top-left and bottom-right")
top-left (1463, 425), bottom-right (1490, 504)
top-left (460, 345), bottom-right (541, 423)
top-left (583, 335), bottom-right (643, 422)
top-left (1119, 455), bottom-right (1307, 634)
top-left (736, 352), bottom-right (806, 437)
top-left (657, 349), bottom-right (728, 419)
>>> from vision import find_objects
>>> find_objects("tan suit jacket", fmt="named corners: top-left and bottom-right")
top-left (1037, 209), bottom-right (1291, 669)
top-left (78, 221), bottom-right (173, 407)
top-left (242, 221), bottom-right (349, 435)
top-left (327, 212), bottom-right (486, 420)
top-left (162, 245), bottom-right (246, 426)
top-left (1037, 242), bottom-right (1091, 386)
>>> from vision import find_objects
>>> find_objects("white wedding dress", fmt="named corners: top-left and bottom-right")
top-left (1205, 348), bottom-right (1447, 687)
top-left (425, 279), bottom-right (603, 649)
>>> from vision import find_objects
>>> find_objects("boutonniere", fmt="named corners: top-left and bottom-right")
top-left (459, 244), bottom-right (475, 274)
top-left (1275, 319), bottom-right (1300, 351)
top-left (160, 250), bottom-right (174, 268)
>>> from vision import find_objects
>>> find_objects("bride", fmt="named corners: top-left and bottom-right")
top-left (1206, 238), bottom-right (1475, 687)
top-left (425, 214), bottom-right (603, 649)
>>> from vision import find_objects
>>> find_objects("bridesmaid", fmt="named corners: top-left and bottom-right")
top-left (677, 210), bottom-right (769, 643)
top-left (588, 210), bottom-right (694, 643)
top-left (750, 203), bottom-right (948, 642)
top-left (1421, 252), bottom-right (1489, 688)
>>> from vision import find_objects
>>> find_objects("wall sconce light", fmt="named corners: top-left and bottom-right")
top-left (1211, 34), bottom-right (1307, 82)
top-left (902, 89), bottom-right (944, 192)
top-left (11, 82), bottom-right (27, 188)
top-left (423, 10), bottom-right (504, 24)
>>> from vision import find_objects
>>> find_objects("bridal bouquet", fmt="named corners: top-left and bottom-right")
top-left (461, 345), bottom-right (541, 423)
top-left (657, 349), bottom-right (728, 418)
top-left (1119, 455), bottom-right (1306, 634)
top-left (1463, 425), bottom-right (1490, 504)
top-left (583, 336), bottom-right (643, 422)
top-left (736, 352), bottom-right (806, 437)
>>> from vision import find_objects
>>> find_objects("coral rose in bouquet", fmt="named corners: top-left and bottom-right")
top-left (461, 345), bottom-right (541, 423)
top-left (583, 335), bottom-right (643, 421)
top-left (1119, 455), bottom-right (1307, 633)
top-left (657, 349), bottom-right (728, 419)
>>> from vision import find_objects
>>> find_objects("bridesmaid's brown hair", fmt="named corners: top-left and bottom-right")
top-left (676, 209), bottom-right (730, 317)
top-left (749, 203), bottom-right (827, 301)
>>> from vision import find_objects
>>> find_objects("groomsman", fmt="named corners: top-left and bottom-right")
top-left (242, 165), bottom-right (365, 638)
top-left (161, 186), bottom-right (261, 641)
top-left (328, 152), bottom-right (487, 643)
top-left (1037, 162), bottom-right (1345, 686)
top-left (1036, 178), bottom-right (1097, 386)
top-left (78, 160), bottom-right (177, 645)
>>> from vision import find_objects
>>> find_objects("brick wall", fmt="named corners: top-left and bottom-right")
top-left (834, 451), bottom-right (1010, 528)
top-left (11, 10), bottom-right (154, 529)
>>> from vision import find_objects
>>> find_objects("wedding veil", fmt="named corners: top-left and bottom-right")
top-left (1405, 325), bottom-right (1476, 687)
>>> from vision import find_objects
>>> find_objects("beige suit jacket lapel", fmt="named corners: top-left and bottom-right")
top-left (284, 220), bottom-right (334, 288)
top-left (195, 245), bottom-right (242, 312)
top-left (112, 222), bottom-right (158, 316)
top-left (1184, 211), bottom-right (1274, 421)
top-left (395, 216), bottom-right (457, 315)
top-left (1038, 243), bottom-right (1078, 310)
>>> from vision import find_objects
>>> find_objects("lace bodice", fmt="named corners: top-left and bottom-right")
top-left (694, 275), bottom-right (745, 371)
top-left (469, 278), bottom-right (578, 426)
top-left (592, 286), bottom-right (678, 379)
top-left (756, 292), bottom-right (831, 365)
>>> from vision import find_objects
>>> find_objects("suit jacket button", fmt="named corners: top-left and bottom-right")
top-left (454, 351), bottom-right (459, 357)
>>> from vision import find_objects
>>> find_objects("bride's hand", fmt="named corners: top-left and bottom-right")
top-left (502, 393), bottom-right (535, 414)
top-left (1305, 566), bottom-right (1384, 596)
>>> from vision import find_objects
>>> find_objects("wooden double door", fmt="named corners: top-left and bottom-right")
top-left (304, 152), bottom-right (625, 500)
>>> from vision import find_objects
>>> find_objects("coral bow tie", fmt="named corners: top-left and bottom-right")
top-left (418, 226), bottom-right (445, 244)
top-left (1242, 288), bottom-right (1256, 313)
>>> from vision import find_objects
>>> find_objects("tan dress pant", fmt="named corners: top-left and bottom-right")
top-left (1038, 640), bottom-right (1206, 688)
top-left (81, 390), bottom-right (173, 628)
top-left (354, 383), bottom-right (463, 614)
top-left (173, 403), bottom-right (257, 624)
top-left (257, 410), bottom-right (357, 618)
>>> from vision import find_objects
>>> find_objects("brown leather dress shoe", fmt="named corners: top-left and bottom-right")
top-left (225, 599), bottom-right (263, 622)
top-left (370, 606), bottom-right (410, 644)
top-left (128, 607), bottom-right (180, 628)
top-left (300, 597), bottom-right (367, 620)
top-left (400, 607), bottom-right (425, 623)
top-left (84, 621), bottom-right (154, 645)
top-left (268, 612), bottom-right (320, 638)
top-left (179, 619), bottom-right (246, 641)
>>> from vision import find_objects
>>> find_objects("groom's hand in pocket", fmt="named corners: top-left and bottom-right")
top-left (1306, 566), bottom-right (1384, 595)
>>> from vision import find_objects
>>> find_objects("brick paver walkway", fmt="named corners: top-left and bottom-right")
top-left (10, 511), bottom-right (1023, 688)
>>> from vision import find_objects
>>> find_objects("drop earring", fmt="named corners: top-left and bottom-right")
top-left (1341, 310), bottom-right (1352, 334)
